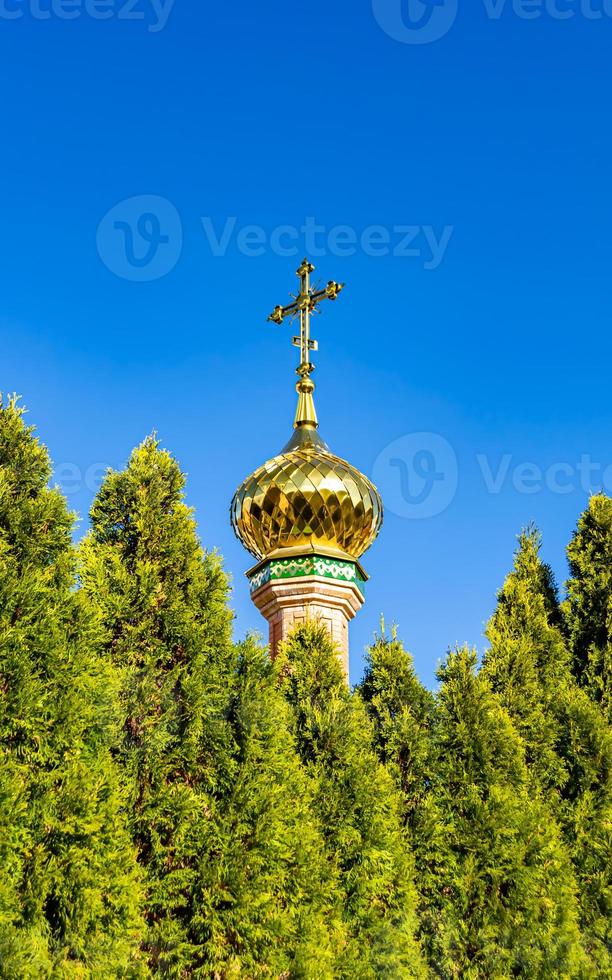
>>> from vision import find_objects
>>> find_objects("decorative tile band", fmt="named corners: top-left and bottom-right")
top-left (249, 555), bottom-right (366, 595)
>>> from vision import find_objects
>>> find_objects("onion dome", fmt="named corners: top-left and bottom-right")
top-left (231, 375), bottom-right (383, 562)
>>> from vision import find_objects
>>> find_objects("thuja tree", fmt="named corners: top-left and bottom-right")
top-left (359, 629), bottom-right (453, 973)
top-left (360, 629), bottom-right (585, 977)
top-left (482, 531), bottom-right (573, 793)
top-left (195, 637), bottom-right (344, 977)
top-left (80, 438), bottom-right (340, 976)
top-left (276, 623), bottom-right (425, 979)
top-left (435, 647), bottom-right (585, 978)
top-left (482, 529), bottom-right (611, 973)
top-left (564, 494), bottom-right (612, 719)
top-left (0, 397), bottom-right (145, 977)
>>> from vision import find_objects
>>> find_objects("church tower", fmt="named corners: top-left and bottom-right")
top-left (230, 260), bottom-right (383, 680)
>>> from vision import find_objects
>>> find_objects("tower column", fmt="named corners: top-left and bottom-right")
top-left (247, 554), bottom-right (367, 682)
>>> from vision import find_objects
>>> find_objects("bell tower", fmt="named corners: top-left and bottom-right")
top-left (230, 260), bottom-right (383, 681)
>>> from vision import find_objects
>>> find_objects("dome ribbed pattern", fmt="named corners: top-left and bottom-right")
top-left (230, 426), bottom-right (383, 562)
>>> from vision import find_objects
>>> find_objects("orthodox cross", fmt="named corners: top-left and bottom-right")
top-left (267, 259), bottom-right (344, 378)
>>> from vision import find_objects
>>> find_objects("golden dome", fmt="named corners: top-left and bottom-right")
top-left (230, 258), bottom-right (383, 564)
top-left (231, 387), bottom-right (383, 563)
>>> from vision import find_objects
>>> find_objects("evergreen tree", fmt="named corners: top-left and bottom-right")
top-left (277, 622), bottom-right (425, 979)
top-left (359, 628), bottom-right (453, 973)
top-left (361, 627), bottom-right (587, 977)
top-left (482, 530), bottom-right (572, 793)
top-left (482, 529), bottom-right (612, 973)
top-left (435, 646), bottom-right (585, 978)
top-left (564, 494), bottom-right (612, 718)
top-left (0, 397), bottom-right (145, 977)
top-left (195, 638), bottom-right (344, 978)
top-left (80, 438), bottom-right (340, 976)
top-left (5, 398), bottom-right (608, 978)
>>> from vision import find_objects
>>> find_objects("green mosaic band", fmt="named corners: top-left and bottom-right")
top-left (249, 554), bottom-right (366, 596)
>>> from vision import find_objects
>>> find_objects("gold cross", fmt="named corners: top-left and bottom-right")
top-left (267, 258), bottom-right (344, 378)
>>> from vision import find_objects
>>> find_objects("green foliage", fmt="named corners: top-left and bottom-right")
top-left (483, 529), bottom-right (572, 792)
top-left (482, 528), bottom-right (612, 974)
top-left (277, 622), bottom-right (425, 979)
top-left (3, 401), bottom-right (610, 978)
top-left (564, 494), bottom-right (612, 718)
top-left (0, 397), bottom-right (145, 978)
top-left (359, 629), bottom-right (452, 971)
top-left (80, 438), bottom-right (340, 977)
top-left (434, 647), bottom-right (585, 978)
top-left (362, 628), bottom-right (587, 978)
top-left (194, 638), bottom-right (343, 978)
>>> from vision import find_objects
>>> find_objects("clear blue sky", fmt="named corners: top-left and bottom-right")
top-left (2, 2), bottom-right (611, 686)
